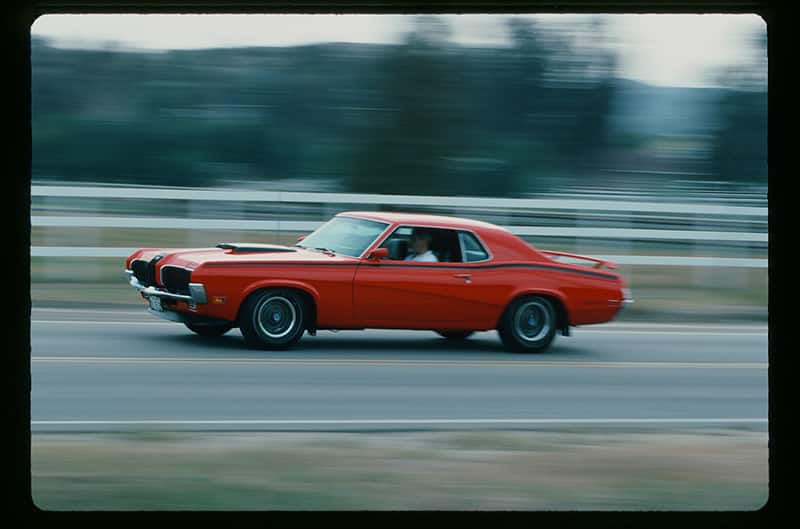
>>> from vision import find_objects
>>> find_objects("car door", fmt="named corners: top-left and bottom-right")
top-left (353, 226), bottom-right (497, 328)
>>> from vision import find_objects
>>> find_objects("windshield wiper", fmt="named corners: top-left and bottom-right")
top-left (296, 244), bottom-right (335, 254)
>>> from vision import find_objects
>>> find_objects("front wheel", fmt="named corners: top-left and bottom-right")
top-left (498, 296), bottom-right (557, 353)
top-left (239, 289), bottom-right (306, 350)
top-left (184, 321), bottom-right (233, 337)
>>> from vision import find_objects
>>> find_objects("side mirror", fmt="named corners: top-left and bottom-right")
top-left (367, 247), bottom-right (389, 261)
top-left (296, 235), bottom-right (306, 243)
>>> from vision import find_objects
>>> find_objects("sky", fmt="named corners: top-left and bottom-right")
top-left (31, 13), bottom-right (766, 88)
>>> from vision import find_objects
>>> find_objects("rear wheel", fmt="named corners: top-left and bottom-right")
top-left (239, 289), bottom-right (306, 350)
top-left (435, 330), bottom-right (474, 340)
top-left (184, 321), bottom-right (233, 337)
top-left (498, 296), bottom-right (557, 353)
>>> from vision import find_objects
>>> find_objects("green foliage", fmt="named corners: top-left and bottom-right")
top-left (710, 89), bottom-right (767, 183)
top-left (31, 17), bottom-right (766, 195)
top-left (31, 19), bottom-right (618, 195)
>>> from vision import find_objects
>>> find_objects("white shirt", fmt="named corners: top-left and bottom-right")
top-left (405, 250), bottom-right (438, 262)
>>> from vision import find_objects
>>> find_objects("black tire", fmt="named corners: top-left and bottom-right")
top-left (238, 288), bottom-right (306, 350)
top-left (184, 321), bottom-right (233, 337)
top-left (498, 295), bottom-right (557, 353)
top-left (435, 330), bottom-right (475, 340)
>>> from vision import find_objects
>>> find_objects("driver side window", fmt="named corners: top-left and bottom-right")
top-left (379, 226), bottom-right (413, 261)
top-left (379, 226), bottom-right (463, 262)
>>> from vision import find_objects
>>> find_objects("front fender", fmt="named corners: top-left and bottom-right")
top-left (241, 279), bottom-right (321, 307)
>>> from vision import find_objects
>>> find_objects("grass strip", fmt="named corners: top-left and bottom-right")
top-left (31, 429), bottom-right (768, 511)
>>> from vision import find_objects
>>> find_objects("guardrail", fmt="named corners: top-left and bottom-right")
top-left (32, 185), bottom-right (767, 216)
top-left (30, 184), bottom-right (768, 268)
top-left (28, 246), bottom-right (768, 268)
top-left (30, 216), bottom-right (767, 243)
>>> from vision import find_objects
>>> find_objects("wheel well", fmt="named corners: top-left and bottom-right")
top-left (500, 293), bottom-right (569, 332)
top-left (238, 287), bottom-right (317, 331)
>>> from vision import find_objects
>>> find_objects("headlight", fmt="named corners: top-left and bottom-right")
top-left (188, 283), bottom-right (208, 304)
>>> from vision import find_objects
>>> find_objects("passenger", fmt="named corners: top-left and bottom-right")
top-left (404, 229), bottom-right (439, 262)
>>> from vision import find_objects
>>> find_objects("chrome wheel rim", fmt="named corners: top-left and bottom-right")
top-left (514, 300), bottom-right (551, 342)
top-left (255, 296), bottom-right (296, 339)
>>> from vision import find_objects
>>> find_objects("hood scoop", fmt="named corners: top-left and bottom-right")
top-left (216, 243), bottom-right (297, 254)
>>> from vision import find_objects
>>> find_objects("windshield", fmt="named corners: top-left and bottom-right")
top-left (297, 216), bottom-right (389, 258)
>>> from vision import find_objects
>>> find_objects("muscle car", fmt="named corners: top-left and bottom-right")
top-left (125, 211), bottom-right (633, 352)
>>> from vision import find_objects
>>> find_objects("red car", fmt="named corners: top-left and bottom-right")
top-left (125, 211), bottom-right (633, 353)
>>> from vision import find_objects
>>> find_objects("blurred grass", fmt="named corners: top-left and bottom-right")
top-left (31, 429), bottom-right (768, 510)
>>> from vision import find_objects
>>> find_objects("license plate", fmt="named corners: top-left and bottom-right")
top-left (148, 296), bottom-right (163, 312)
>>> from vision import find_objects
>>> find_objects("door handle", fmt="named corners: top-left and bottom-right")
top-left (453, 273), bottom-right (472, 283)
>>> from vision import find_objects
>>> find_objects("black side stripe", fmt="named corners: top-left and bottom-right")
top-left (373, 263), bottom-right (618, 280)
top-left (204, 261), bottom-right (619, 280)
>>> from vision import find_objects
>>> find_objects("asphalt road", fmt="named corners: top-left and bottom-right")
top-left (30, 308), bottom-right (768, 433)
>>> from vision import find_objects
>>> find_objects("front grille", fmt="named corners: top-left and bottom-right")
top-left (160, 266), bottom-right (191, 295)
top-left (149, 254), bottom-right (164, 285)
top-left (131, 255), bottom-right (166, 288)
top-left (131, 259), bottom-right (153, 286)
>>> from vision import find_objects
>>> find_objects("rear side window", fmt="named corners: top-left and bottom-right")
top-left (459, 231), bottom-right (489, 262)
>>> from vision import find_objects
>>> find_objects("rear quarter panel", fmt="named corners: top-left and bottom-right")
top-left (514, 266), bottom-right (623, 325)
top-left (470, 228), bottom-right (623, 326)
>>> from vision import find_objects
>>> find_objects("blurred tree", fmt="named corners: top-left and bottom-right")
top-left (495, 17), bottom-right (617, 191)
top-left (709, 31), bottom-right (767, 184)
top-left (349, 16), bottom-right (461, 195)
top-left (710, 88), bottom-right (767, 184)
top-left (31, 21), bottom-right (620, 195)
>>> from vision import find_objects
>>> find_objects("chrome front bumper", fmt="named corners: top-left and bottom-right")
top-left (126, 270), bottom-right (207, 305)
top-left (622, 287), bottom-right (634, 306)
top-left (617, 288), bottom-right (634, 315)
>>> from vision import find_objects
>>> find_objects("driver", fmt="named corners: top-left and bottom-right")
top-left (404, 229), bottom-right (438, 262)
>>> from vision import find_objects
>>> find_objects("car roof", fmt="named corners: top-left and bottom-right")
top-left (338, 211), bottom-right (507, 233)
top-left (339, 210), bottom-right (546, 261)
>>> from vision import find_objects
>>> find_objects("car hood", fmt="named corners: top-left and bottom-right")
top-left (127, 243), bottom-right (357, 270)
